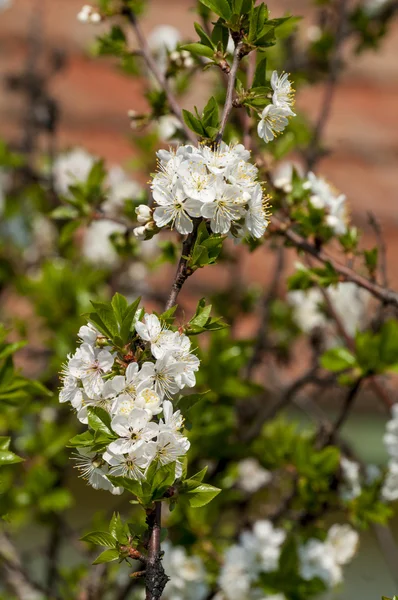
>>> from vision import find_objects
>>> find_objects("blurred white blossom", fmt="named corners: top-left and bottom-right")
top-left (162, 541), bottom-right (209, 600)
top-left (237, 458), bottom-right (272, 493)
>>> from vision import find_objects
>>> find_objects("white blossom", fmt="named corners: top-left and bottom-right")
top-left (143, 143), bottom-right (269, 238)
top-left (60, 309), bottom-right (198, 495)
top-left (77, 4), bottom-right (102, 23)
top-left (151, 430), bottom-right (190, 468)
top-left (73, 449), bottom-right (123, 494)
top-left (136, 204), bottom-right (152, 224)
top-left (103, 445), bottom-right (155, 481)
top-left (200, 182), bottom-right (247, 235)
top-left (158, 115), bottom-right (181, 142)
top-left (270, 71), bottom-right (295, 113)
top-left (240, 520), bottom-right (286, 573)
top-left (82, 220), bottom-right (126, 267)
top-left (299, 524), bottom-right (358, 587)
top-left (140, 357), bottom-right (185, 399)
top-left (109, 408), bottom-right (159, 455)
top-left (218, 545), bottom-right (255, 600)
top-left (53, 148), bottom-right (96, 196)
top-left (244, 184), bottom-right (270, 239)
top-left (59, 375), bottom-right (83, 409)
top-left (153, 183), bottom-right (200, 234)
top-left (68, 344), bottom-right (114, 398)
top-left (272, 161), bottom-right (303, 193)
top-left (162, 541), bottom-right (209, 600)
top-left (381, 461), bottom-right (398, 501)
top-left (103, 166), bottom-right (142, 216)
top-left (288, 281), bottom-right (370, 338)
top-left (236, 458), bottom-right (272, 493)
top-left (135, 313), bottom-right (179, 359)
top-left (340, 457), bottom-right (362, 501)
top-left (257, 105), bottom-right (292, 143)
top-left (304, 171), bottom-right (348, 235)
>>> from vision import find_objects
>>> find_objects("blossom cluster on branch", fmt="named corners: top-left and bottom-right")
top-left (134, 142), bottom-right (270, 238)
top-left (60, 312), bottom-right (199, 494)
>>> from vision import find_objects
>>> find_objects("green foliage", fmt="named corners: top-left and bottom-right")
top-left (189, 222), bottom-right (225, 270)
top-left (182, 96), bottom-right (220, 140)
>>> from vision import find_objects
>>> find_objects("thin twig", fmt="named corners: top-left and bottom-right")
top-left (271, 215), bottom-right (398, 308)
top-left (124, 9), bottom-right (197, 145)
top-left (0, 531), bottom-right (53, 600)
top-left (165, 221), bottom-right (200, 311)
top-left (306, 0), bottom-right (348, 170)
top-left (368, 211), bottom-right (388, 287)
top-left (244, 246), bottom-right (284, 378)
top-left (215, 40), bottom-right (244, 144)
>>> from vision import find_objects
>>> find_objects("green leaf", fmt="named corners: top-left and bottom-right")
top-left (252, 56), bottom-right (267, 88)
top-left (120, 297), bottom-right (141, 343)
top-left (187, 483), bottom-right (221, 507)
top-left (211, 18), bottom-right (229, 51)
top-left (0, 450), bottom-right (23, 465)
top-left (151, 462), bottom-right (176, 499)
top-left (194, 22), bottom-right (215, 48)
top-left (81, 531), bottom-right (117, 548)
top-left (92, 548), bottom-right (120, 565)
top-left (0, 341), bottom-right (27, 360)
top-left (50, 206), bottom-right (79, 220)
top-left (182, 43), bottom-right (215, 59)
top-left (107, 475), bottom-right (142, 499)
top-left (0, 436), bottom-right (11, 451)
top-left (87, 407), bottom-right (113, 436)
top-left (111, 293), bottom-right (128, 324)
top-left (320, 347), bottom-right (357, 372)
top-left (379, 320), bottom-right (398, 366)
top-left (202, 96), bottom-right (220, 129)
top-left (109, 513), bottom-right (129, 544)
top-left (177, 391), bottom-right (209, 414)
top-left (199, 0), bottom-right (232, 20)
top-left (182, 109), bottom-right (205, 136)
top-left (68, 431), bottom-right (94, 448)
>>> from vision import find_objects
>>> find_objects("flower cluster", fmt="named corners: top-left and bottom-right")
top-left (382, 404), bottom-right (398, 501)
top-left (257, 71), bottom-right (295, 143)
top-left (299, 524), bottom-right (359, 587)
top-left (53, 148), bottom-right (143, 267)
top-left (236, 458), bottom-right (272, 493)
top-left (218, 520), bottom-right (286, 600)
top-left (134, 143), bottom-right (270, 239)
top-left (304, 171), bottom-right (348, 235)
top-left (161, 541), bottom-right (209, 600)
top-left (288, 280), bottom-right (370, 338)
top-left (77, 4), bottom-right (102, 23)
top-left (216, 521), bottom-right (358, 599)
top-left (60, 313), bottom-right (200, 495)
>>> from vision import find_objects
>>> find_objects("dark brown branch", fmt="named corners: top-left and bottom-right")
top-left (124, 9), bottom-right (197, 145)
top-left (165, 221), bottom-right (200, 311)
top-left (324, 377), bottom-right (363, 445)
top-left (271, 215), bottom-right (398, 308)
top-left (145, 503), bottom-right (168, 600)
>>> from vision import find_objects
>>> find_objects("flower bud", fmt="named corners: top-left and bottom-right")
top-left (135, 204), bottom-right (152, 224)
top-left (133, 225), bottom-right (147, 240)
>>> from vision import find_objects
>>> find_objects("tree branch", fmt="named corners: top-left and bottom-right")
top-left (271, 215), bottom-right (398, 308)
top-left (215, 40), bottom-right (245, 144)
top-left (124, 9), bottom-right (197, 145)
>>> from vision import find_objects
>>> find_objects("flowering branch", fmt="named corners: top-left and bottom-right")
top-left (271, 215), bottom-right (398, 307)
